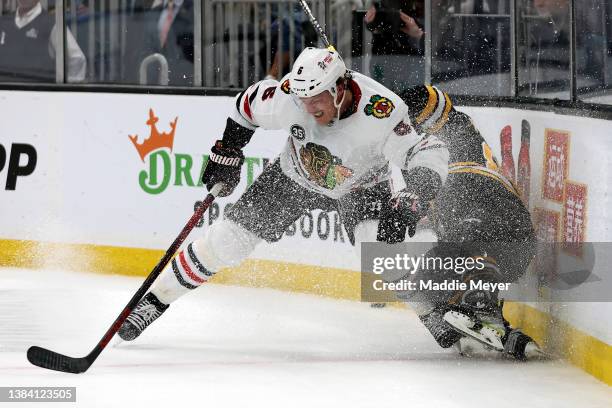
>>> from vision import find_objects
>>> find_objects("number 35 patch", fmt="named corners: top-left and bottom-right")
top-left (290, 124), bottom-right (306, 140)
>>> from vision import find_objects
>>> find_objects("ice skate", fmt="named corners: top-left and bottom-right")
top-left (503, 329), bottom-right (547, 360)
top-left (118, 292), bottom-right (169, 341)
top-left (419, 306), bottom-right (464, 348)
top-left (443, 306), bottom-right (506, 351)
top-left (443, 305), bottom-right (545, 360)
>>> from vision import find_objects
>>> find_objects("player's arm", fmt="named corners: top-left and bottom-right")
top-left (378, 119), bottom-right (449, 244)
top-left (202, 78), bottom-right (284, 196)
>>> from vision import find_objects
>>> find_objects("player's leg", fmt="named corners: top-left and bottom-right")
top-left (397, 242), bottom-right (472, 349)
top-left (438, 241), bottom-right (541, 359)
top-left (386, 173), bottom-right (537, 354)
top-left (395, 239), bottom-right (529, 351)
top-left (118, 216), bottom-right (261, 341)
top-left (119, 159), bottom-right (329, 340)
top-left (420, 183), bottom-right (538, 357)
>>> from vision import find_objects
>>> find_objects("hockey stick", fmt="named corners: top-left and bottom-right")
top-left (297, 0), bottom-right (335, 51)
top-left (27, 184), bottom-right (223, 374)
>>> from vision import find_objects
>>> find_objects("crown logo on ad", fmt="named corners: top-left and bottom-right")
top-left (129, 109), bottom-right (178, 162)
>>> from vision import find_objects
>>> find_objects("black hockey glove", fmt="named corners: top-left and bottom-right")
top-left (202, 140), bottom-right (245, 197)
top-left (377, 190), bottom-right (428, 244)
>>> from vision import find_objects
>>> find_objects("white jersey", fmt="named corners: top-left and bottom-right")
top-left (230, 72), bottom-right (449, 199)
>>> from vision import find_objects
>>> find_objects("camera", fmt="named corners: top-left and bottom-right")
top-left (373, 2), bottom-right (405, 29)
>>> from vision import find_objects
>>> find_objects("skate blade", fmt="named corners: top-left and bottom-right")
top-left (455, 337), bottom-right (498, 357)
top-left (444, 310), bottom-right (504, 351)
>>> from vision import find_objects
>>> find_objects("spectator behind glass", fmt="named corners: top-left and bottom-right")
top-left (525, 0), bottom-right (572, 80)
top-left (532, 0), bottom-right (570, 46)
top-left (0, 0), bottom-right (86, 83)
top-left (526, 0), bottom-right (603, 88)
top-left (365, 0), bottom-right (424, 93)
top-left (129, 0), bottom-right (194, 86)
top-left (434, 0), bottom-right (504, 81)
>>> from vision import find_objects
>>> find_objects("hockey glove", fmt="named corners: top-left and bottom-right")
top-left (202, 140), bottom-right (245, 197)
top-left (377, 190), bottom-right (427, 244)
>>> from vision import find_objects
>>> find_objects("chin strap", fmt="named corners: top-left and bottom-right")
top-left (330, 82), bottom-right (347, 125)
top-left (334, 90), bottom-right (346, 122)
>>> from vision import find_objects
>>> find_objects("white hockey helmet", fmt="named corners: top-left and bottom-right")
top-left (289, 47), bottom-right (347, 98)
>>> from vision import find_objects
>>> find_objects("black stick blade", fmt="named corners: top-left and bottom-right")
top-left (27, 346), bottom-right (90, 374)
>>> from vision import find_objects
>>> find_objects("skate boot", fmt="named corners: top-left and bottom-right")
top-left (443, 305), bottom-right (507, 351)
top-left (503, 329), bottom-right (545, 360)
top-left (118, 292), bottom-right (169, 341)
top-left (443, 302), bottom-right (545, 359)
top-left (419, 306), bottom-right (464, 348)
top-left (441, 283), bottom-right (509, 351)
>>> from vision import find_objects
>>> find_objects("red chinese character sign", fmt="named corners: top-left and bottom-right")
top-left (563, 182), bottom-right (588, 257)
top-left (542, 129), bottom-right (570, 203)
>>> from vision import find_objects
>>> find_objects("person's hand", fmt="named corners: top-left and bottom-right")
top-left (364, 5), bottom-right (376, 24)
top-left (201, 140), bottom-right (245, 197)
top-left (399, 11), bottom-right (424, 39)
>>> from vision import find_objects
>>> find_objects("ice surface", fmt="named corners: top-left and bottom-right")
top-left (1, 267), bottom-right (610, 408)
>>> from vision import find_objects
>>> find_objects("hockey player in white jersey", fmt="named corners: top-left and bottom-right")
top-left (118, 46), bottom-right (449, 340)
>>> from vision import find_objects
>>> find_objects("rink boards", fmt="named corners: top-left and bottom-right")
top-left (0, 90), bottom-right (610, 384)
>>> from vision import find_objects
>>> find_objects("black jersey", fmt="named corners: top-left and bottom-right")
top-left (399, 85), bottom-right (533, 247)
top-left (400, 85), bottom-right (519, 199)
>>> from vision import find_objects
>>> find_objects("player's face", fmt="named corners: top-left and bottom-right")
top-left (299, 91), bottom-right (337, 125)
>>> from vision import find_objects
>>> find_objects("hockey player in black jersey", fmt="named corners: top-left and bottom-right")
top-left (396, 85), bottom-right (540, 359)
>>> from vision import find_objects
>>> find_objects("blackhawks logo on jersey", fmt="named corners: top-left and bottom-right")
top-left (299, 142), bottom-right (353, 190)
top-left (364, 95), bottom-right (395, 119)
top-left (281, 79), bottom-right (291, 94)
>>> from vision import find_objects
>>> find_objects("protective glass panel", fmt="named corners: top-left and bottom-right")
top-left (431, 0), bottom-right (512, 96)
top-left (517, 0), bottom-right (570, 99)
top-left (202, 0), bottom-right (328, 88)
